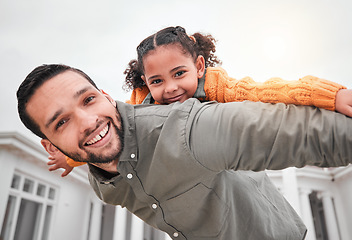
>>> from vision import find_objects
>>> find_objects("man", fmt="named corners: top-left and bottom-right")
top-left (17, 64), bottom-right (352, 240)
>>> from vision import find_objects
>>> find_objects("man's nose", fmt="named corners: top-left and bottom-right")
top-left (76, 109), bottom-right (98, 134)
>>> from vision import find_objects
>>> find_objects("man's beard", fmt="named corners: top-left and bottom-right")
top-left (56, 116), bottom-right (124, 164)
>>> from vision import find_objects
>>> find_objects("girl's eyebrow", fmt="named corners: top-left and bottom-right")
top-left (148, 66), bottom-right (186, 81)
top-left (148, 74), bottom-right (161, 81)
top-left (170, 65), bottom-right (186, 73)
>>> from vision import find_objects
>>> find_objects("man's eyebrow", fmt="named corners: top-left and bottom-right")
top-left (45, 109), bottom-right (63, 129)
top-left (74, 86), bottom-right (91, 99)
top-left (45, 86), bottom-right (92, 129)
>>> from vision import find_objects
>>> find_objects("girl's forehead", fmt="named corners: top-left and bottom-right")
top-left (144, 44), bottom-right (191, 59)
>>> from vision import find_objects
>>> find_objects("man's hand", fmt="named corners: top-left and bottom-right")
top-left (47, 155), bottom-right (74, 177)
top-left (335, 89), bottom-right (352, 117)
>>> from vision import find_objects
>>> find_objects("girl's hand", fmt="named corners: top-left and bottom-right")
top-left (47, 155), bottom-right (74, 177)
top-left (335, 89), bottom-right (352, 117)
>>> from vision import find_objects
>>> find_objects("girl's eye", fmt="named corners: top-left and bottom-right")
top-left (175, 71), bottom-right (185, 77)
top-left (151, 79), bottom-right (162, 85)
top-left (84, 96), bottom-right (95, 105)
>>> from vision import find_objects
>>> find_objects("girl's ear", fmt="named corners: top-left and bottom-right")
top-left (196, 55), bottom-right (205, 78)
top-left (41, 139), bottom-right (63, 157)
top-left (141, 75), bottom-right (146, 84)
top-left (100, 89), bottom-right (116, 107)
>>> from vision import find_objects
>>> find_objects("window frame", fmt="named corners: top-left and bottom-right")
top-left (1, 171), bottom-right (58, 240)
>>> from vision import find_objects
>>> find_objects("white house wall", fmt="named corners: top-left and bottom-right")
top-left (0, 132), bottom-right (105, 240)
top-left (267, 166), bottom-right (352, 240)
top-left (333, 170), bottom-right (352, 240)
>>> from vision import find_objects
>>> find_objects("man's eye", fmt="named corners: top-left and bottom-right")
top-left (56, 119), bottom-right (67, 129)
top-left (84, 96), bottom-right (95, 105)
top-left (175, 71), bottom-right (185, 77)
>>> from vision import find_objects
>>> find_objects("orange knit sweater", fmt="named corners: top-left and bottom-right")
top-left (67, 67), bottom-right (345, 167)
top-left (127, 67), bottom-right (345, 109)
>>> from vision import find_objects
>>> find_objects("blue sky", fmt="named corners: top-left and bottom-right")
top-left (1, 0), bottom-right (352, 141)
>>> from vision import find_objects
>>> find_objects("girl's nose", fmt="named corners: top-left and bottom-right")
top-left (164, 81), bottom-right (178, 93)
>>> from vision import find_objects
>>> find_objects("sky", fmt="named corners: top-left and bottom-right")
top-left (1, 0), bottom-right (352, 143)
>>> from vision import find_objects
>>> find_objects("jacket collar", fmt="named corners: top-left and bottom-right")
top-left (115, 101), bottom-right (138, 163)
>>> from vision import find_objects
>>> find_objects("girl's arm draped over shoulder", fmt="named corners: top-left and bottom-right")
top-left (204, 67), bottom-right (346, 111)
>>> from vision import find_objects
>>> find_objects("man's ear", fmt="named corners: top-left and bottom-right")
top-left (100, 89), bottom-right (116, 107)
top-left (196, 55), bottom-right (206, 78)
top-left (41, 139), bottom-right (63, 157)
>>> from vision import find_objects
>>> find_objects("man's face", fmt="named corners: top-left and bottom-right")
top-left (26, 70), bottom-right (123, 164)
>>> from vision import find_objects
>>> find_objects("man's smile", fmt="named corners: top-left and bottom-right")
top-left (85, 123), bottom-right (110, 146)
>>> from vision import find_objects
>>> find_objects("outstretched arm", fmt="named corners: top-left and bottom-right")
top-left (204, 67), bottom-right (351, 115)
top-left (189, 101), bottom-right (352, 172)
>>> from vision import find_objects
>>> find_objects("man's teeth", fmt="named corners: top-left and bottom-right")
top-left (86, 124), bottom-right (109, 146)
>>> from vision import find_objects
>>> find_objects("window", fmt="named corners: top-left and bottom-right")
top-left (143, 223), bottom-right (165, 240)
top-left (86, 202), bottom-right (93, 240)
top-left (309, 191), bottom-right (329, 240)
top-left (1, 172), bottom-right (57, 240)
top-left (125, 211), bottom-right (132, 240)
top-left (100, 204), bottom-right (115, 240)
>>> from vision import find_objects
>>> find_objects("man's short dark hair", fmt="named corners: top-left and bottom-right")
top-left (17, 64), bottom-right (98, 139)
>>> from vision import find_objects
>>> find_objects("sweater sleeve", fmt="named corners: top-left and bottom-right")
top-left (204, 67), bottom-right (346, 111)
top-left (66, 156), bottom-right (86, 167)
top-left (126, 86), bottom-right (151, 105)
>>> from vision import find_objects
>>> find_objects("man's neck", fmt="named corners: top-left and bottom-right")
top-left (91, 159), bottom-right (119, 174)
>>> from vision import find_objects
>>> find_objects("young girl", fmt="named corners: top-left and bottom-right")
top-left (49, 26), bottom-right (352, 176)
top-left (124, 26), bottom-right (349, 109)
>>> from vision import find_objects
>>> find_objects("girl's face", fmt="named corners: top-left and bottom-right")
top-left (141, 44), bottom-right (205, 104)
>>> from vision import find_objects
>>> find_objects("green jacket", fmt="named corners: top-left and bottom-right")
top-left (88, 99), bottom-right (352, 240)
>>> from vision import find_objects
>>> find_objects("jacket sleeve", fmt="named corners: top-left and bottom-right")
top-left (204, 67), bottom-right (346, 111)
top-left (188, 100), bottom-right (352, 172)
